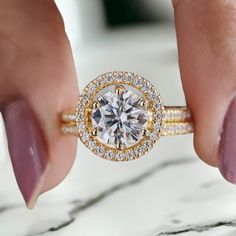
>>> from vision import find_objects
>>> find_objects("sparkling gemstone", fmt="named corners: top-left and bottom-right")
top-left (91, 85), bottom-right (148, 148)
top-left (126, 150), bottom-right (134, 160)
top-left (105, 75), bottom-right (113, 83)
top-left (82, 132), bottom-right (90, 142)
top-left (134, 78), bottom-right (143, 87)
top-left (135, 146), bottom-right (145, 157)
top-left (106, 150), bottom-right (115, 160)
top-left (154, 122), bottom-right (162, 131)
top-left (88, 140), bottom-right (96, 148)
top-left (78, 123), bottom-right (86, 132)
top-left (154, 102), bottom-right (161, 110)
top-left (117, 152), bottom-right (124, 161)
top-left (95, 146), bottom-right (104, 156)
top-left (150, 132), bottom-right (158, 141)
top-left (144, 140), bottom-right (152, 149)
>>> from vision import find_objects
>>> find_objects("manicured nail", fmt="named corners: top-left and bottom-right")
top-left (219, 96), bottom-right (236, 184)
top-left (3, 100), bottom-right (49, 208)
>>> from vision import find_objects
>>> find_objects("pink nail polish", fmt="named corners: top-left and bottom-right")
top-left (220, 96), bottom-right (236, 184)
top-left (2, 100), bottom-right (49, 208)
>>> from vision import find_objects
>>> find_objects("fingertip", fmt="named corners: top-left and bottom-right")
top-left (193, 133), bottom-right (219, 168)
top-left (41, 134), bottom-right (77, 193)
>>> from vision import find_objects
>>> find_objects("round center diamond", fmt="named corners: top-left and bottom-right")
top-left (91, 85), bottom-right (148, 149)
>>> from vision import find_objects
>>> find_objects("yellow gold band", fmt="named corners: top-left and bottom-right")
top-left (161, 106), bottom-right (194, 136)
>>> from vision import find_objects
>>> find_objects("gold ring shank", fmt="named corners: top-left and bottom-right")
top-left (61, 111), bottom-right (78, 135)
top-left (61, 106), bottom-right (194, 136)
top-left (161, 106), bottom-right (194, 136)
top-left (61, 112), bottom-right (77, 123)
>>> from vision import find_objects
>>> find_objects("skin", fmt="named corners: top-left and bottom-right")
top-left (173, 0), bottom-right (236, 167)
top-left (1, 0), bottom-right (236, 204)
top-left (0, 0), bottom-right (78, 193)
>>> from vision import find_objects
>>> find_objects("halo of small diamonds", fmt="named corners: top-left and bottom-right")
top-left (76, 72), bottom-right (164, 161)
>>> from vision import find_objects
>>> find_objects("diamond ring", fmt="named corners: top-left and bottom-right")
top-left (61, 72), bottom-right (194, 162)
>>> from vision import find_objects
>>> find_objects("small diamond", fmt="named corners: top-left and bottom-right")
top-left (80, 100), bottom-right (87, 107)
top-left (79, 103), bottom-right (85, 109)
top-left (87, 84), bottom-right (96, 93)
top-left (115, 74), bottom-right (123, 83)
top-left (78, 123), bottom-right (86, 132)
top-left (95, 79), bottom-right (102, 87)
top-left (126, 150), bottom-right (134, 160)
top-left (81, 93), bottom-right (89, 102)
top-left (134, 77), bottom-right (143, 87)
top-left (150, 132), bottom-right (158, 141)
top-left (154, 102), bottom-right (161, 110)
top-left (95, 146), bottom-right (104, 156)
top-left (135, 146), bottom-right (144, 157)
top-left (154, 112), bottom-right (162, 120)
top-left (117, 152), bottom-right (124, 161)
top-left (77, 113), bottom-right (84, 121)
top-left (156, 113), bottom-right (164, 119)
top-left (149, 91), bottom-right (157, 100)
top-left (144, 140), bottom-right (152, 149)
top-left (81, 132), bottom-right (90, 142)
top-left (78, 107), bottom-right (84, 113)
top-left (88, 140), bottom-right (96, 148)
top-left (105, 74), bottom-right (113, 83)
top-left (154, 122), bottom-right (162, 131)
top-left (125, 73), bottom-right (134, 83)
top-left (106, 150), bottom-right (115, 160)
top-left (76, 106), bottom-right (84, 117)
top-left (141, 82), bottom-right (151, 92)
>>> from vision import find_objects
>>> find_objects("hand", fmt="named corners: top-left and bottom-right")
top-left (0, 0), bottom-right (78, 208)
top-left (1, 0), bottom-right (236, 209)
top-left (173, 0), bottom-right (236, 184)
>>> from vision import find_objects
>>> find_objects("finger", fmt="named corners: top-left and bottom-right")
top-left (1, 1), bottom-right (79, 208)
top-left (173, 0), bottom-right (236, 183)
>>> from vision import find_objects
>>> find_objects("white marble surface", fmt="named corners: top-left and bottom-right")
top-left (1, 20), bottom-right (236, 236)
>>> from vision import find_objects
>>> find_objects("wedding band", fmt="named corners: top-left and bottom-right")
top-left (61, 71), bottom-right (194, 162)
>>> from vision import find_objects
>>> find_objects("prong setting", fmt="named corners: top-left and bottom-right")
top-left (115, 85), bottom-right (125, 96)
top-left (91, 128), bottom-right (98, 137)
top-left (116, 143), bottom-right (124, 150)
top-left (139, 99), bottom-right (148, 108)
top-left (92, 101), bottom-right (99, 109)
top-left (142, 129), bottom-right (150, 137)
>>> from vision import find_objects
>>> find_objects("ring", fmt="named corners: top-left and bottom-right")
top-left (61, 71), bottom-right (194, 162)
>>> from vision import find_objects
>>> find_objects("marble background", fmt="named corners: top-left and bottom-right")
top-left (0, 1), bottom-right (236, 236)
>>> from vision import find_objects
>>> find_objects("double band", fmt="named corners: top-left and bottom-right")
top-left (61, 71), bottom-right (193, 162)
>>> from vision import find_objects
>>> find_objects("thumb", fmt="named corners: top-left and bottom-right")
top-left (173, 0), bottom-right (236, 183)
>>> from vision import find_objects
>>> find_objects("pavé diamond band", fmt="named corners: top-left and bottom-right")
top-left (61, 72), bottom-right (194, 162)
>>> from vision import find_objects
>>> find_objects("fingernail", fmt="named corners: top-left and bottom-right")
top-left (2, 100), bottom-right (49, 208)
top-left (219, 96), bottom-right (236, 184)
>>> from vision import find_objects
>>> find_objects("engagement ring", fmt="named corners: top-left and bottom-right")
top-left (61, 71), bottom-right (193, 161)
